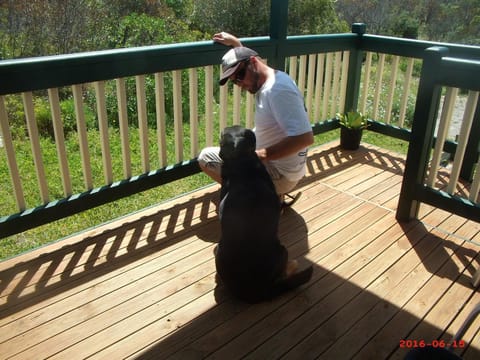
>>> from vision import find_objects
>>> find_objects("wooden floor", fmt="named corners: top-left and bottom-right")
top-left (1, 142), bottom-right (480, 360)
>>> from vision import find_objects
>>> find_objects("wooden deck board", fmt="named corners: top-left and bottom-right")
top-left (1, 142), bottom-right (479, 359)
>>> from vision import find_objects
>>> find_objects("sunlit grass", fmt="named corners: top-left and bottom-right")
top-left (0, 126), bottom-right (408, 260)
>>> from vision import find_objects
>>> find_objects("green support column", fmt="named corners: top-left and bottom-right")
top-left (344, 23), bottom-right (366, 113)
top-left (396, 47), bottom-right (449, 221)
top-left (269, 0), bottom-right (289, 70)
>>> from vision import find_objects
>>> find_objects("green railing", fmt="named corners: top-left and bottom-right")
top-left (1, 0), bottom-right (480, 239)
top-left (397, 47), bottom-right (480, 222)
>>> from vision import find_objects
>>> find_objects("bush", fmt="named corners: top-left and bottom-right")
top-left (35, 97), bottom-right (54, 138)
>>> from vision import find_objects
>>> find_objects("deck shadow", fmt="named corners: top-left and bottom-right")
top-left (400, 221), bottom-right (480, 286)
top-left (0, 187), bottom-right (221, 317)
top-left (134, 254), bottom-right (479, 359)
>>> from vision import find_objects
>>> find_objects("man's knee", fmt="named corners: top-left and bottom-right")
top-left (198, 147), bottom-right (222, 183)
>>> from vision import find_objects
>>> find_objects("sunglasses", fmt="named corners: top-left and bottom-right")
top-left (232, 61), bottom-right (249, 84)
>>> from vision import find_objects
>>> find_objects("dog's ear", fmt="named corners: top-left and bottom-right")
top-left (243, 129), bottom-right (256, 150)
top-left (219, 132), bottom-right (236, 160)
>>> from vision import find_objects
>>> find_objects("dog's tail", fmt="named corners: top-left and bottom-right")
top-left (269, 265), bottom-right (313, 299)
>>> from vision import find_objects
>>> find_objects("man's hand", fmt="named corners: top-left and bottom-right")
top-left (255, 148), bottom-right (268, 162)
top-left (213, 32), bottom-right (242, 47)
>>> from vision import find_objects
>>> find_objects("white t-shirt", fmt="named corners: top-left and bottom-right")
top-left (254, 70), bottom-right (311, 181)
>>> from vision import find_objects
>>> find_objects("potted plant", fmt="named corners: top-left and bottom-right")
top-left (336, 111), bottom-right (368, 150)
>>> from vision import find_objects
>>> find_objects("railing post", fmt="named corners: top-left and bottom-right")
top-left (396, 46), bottom-right (449, 221)
top-left (269, 0), bottom-right (289, 70)
top-left (344, 23), bottom-right (366, 113)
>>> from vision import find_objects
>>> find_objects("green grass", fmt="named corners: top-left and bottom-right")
top-left (0, 128), bottom-right (408, 260)
top-left (362, 131), bottom-right (409, 155)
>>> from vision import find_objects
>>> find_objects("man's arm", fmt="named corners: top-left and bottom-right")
top-left (256, 131), bottom-right (314, 162)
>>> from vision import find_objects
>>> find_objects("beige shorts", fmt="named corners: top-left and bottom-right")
top-left (198, 147), bottom-right (298, 195)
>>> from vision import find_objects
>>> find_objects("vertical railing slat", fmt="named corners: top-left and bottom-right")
top-left (427, 87), bottom-right (458, 187)
top-left (339, 51), bottom-right (350, 114)
top-left (94, 81), bottom-right (113, 184)
top-left (399, 58), bottom-right (415, 127)
top-left (189, 68), bottom-right (199, 158)
top-left (469, 160), bottom-right (480, 203)
top-left (72, 84), bottom-right (93, 190)
top-left (172, 70), bottom-right (183, 163)
top-left (297, 55), bottom-right (307, 94)
top-left (385, 55), bottom-right (400, 124)
top-left (0, 96), bottom-right (26, 211)
top-left (246, 93), bottom-right (254, 129)
top-left (205, 66), bottom-right (215, 146)
top-left (305, 54), bottom-right (316, 120)
top-left (154, 73), bottom-right (167, 168)
top-left (314, 54), bottom-right (325, 121)
top-left (23, 92), bottom-right (49, 204)
top-left (322, 53), bottom-right (333, 119)
top-left (136, 75), bottom-right (150, 172)
top-left (372, 53), bottom-right (386, 120)
top-left (288, 56), bottom-right (297, 83)
top-left (447, 90), bottom-right (479, 194)
top-left (233, 85), bottom-right (241, 125)
top-left (219, 85), bottom-right (228, 132)
top-left (116, 78), bottom-right (132, 177)
top-left (330, 52), bottom-right (342, 116)
top-left (48, 88), bottom-right (72, 196)
top-left (359, 52), bottom-right (373, 115)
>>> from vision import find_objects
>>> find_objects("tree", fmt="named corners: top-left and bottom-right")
top-left (0, 0), bottom-right (98, 58)
top-left (0, 0), bottom-right (205, 58)
top-left (190, 0), bottom-right (270, 37)
top-left (190, 0), bottom-right (346, 38)
top-left (334, 0), bottom-right (479, 44)
top-left (288, 0), bottom-right (348, 35)
top-left (334, 0), bottom-right (396, 35)
top-left (420, 0), bottom-right (480, 44)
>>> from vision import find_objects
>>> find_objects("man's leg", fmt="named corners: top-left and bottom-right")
top-left (264, 164), bottom-right (298, 197)
top-left (264, 164), bottom-right (303, 210)
top-left (198, 147), bottom-right (222, 183)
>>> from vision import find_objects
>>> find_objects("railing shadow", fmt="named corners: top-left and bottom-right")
top-left (400, 221), bottom-right (480, 286)
top-left (0, 186), bottom-right (221, 317)
top-left (304, 144), bottom-right (405, 185)
top-left (0, 144), bottom-right (456, 317)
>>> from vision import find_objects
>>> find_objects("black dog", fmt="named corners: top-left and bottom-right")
top-left (215, 125), bottom-right (313, 303)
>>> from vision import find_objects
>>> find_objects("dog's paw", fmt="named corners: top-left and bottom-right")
top-left (285, 259), bottom-right (298, 277)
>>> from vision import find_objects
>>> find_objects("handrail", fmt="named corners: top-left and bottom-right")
top-left (0, 41), bottom-right (228, 95)
top-left (361, 34), bottom-right (480, 60)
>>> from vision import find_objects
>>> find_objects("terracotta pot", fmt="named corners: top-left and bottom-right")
top-left (340, 127), bottom-right (363, 150)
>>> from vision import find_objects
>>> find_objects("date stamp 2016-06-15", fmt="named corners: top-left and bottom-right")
top-left (399, 339), bottom-right (466, 349)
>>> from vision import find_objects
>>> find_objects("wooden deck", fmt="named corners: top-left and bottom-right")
top-left (1, 142), bottom-right (480, 360)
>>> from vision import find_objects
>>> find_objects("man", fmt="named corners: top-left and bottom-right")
top-left (198, 32), bottom-right (314, 203)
